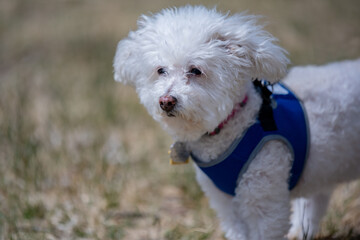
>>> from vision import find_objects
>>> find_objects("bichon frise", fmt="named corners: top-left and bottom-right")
top-left (113, 6), bottom-right (360, 240)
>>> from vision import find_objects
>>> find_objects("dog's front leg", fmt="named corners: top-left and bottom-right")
top-left (233, 140), bottom-right (293, 240)
top-left (195, 165), bottom-right (249, 240)
top-left (196, 140), bottom-right (293, 240)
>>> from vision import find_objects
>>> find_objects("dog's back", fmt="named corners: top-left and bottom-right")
top-left (283, 59), bottom-right (360, 196)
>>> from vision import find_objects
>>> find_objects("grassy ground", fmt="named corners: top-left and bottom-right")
top-left (0, 0), bottom-right (359, 239)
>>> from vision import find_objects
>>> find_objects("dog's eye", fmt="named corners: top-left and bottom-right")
top-left (157, 68), bottom-right (167, 75)
top-left (189, 68), bottom-right (202, 76)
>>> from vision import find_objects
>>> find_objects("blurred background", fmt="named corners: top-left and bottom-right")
top-left (0, 0), bottom-right (359, 239)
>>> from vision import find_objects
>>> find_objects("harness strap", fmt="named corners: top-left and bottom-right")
top-left (253, 79), bottom-right (278, 131)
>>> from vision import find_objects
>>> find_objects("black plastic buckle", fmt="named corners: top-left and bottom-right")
top-left (253, 79), bottom-right (277, 131)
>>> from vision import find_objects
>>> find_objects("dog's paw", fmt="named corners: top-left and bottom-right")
top-left (287, 220), bottom-right (316, 240)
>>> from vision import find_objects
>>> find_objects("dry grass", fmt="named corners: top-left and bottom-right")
top-left (0, 0), bottom-right (359, 239)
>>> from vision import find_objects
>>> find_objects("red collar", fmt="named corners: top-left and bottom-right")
top-left (207, 95), bottom-right (248, 136)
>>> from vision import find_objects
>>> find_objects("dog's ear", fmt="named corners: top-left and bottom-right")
top-left (113, 34), bottom-right (140, 86)
top-left (246, 35), bottom-right (290, 83)
top-left (217, 14), bottom-right (290, 83)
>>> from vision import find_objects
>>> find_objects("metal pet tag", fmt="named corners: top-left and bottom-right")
top-left (169, 142), bottom-right (190, 165)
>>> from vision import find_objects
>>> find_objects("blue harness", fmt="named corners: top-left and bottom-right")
top-left (191, 82), bottom-right (310, 196)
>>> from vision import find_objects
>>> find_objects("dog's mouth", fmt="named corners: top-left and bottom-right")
top-left (166, 112), bottom-right (176, 117)
top-left (160, 101), bottom-right (179, 117)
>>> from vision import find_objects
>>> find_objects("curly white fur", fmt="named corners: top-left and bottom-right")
top-left (113, 6), bottom-right (360, 240)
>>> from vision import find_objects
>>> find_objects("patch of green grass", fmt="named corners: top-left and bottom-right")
top-left (165, 224), bottom-right (213, 240)
top-left (73, 225), bottom-right (88, 238)
top-left (104, 190), bottom-right (120, 209)
top-left (22, 202), bottom-right (46, 220)
top-left (106, 225), bottom-right (125, 240)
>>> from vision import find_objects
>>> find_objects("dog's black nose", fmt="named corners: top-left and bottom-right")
top-left (159, 95), bottom-right (177, 112)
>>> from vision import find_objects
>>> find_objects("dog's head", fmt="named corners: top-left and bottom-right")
top-left (114, 6), bottom-right (289, 141)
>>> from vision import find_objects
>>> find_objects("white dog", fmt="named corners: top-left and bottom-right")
top-left (113, 6), bottom-right (360, 240)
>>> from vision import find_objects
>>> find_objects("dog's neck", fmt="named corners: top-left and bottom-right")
top-left (206, 95), bottom-right (249, 136)
top-left (187, 85), bottom-right (262, 163)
